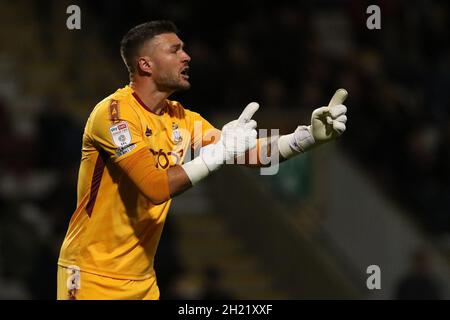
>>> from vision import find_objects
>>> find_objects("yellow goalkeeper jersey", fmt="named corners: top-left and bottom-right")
top-left (58, 85), bottom-right (216, 280)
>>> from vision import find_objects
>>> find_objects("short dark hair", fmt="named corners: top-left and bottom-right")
top-left (120, 20), bottom-right (178, 74)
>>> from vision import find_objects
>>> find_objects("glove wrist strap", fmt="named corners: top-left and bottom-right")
top-left (278, 125), bottom-right (315, 159)
top-left (181, 143), bottom-right (224, 186)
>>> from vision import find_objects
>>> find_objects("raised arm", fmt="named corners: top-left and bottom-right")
top-left (240, 89), bottom-right (348, 168)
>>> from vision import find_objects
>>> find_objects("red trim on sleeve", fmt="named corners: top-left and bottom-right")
top-left (85, 151), bottom-right (108, 216)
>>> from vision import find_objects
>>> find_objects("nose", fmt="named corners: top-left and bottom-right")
top-left (181, 50), bottom-right (191, 63)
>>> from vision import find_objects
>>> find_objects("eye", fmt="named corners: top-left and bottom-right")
top-left (170, 44), bottom-right (185, 54)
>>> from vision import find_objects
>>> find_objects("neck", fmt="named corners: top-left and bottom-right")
top-left (129, 78), bottom-right (172, 115)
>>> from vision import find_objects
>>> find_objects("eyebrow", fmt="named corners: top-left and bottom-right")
top-left (170, 43), bottom-right (184, 50)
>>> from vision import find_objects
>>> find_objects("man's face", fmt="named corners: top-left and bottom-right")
top-left (142, 33), bottom-right (191, 92)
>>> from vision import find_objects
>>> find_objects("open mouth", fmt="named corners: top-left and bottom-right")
top-left (180, 66), bottom-right (189, 79)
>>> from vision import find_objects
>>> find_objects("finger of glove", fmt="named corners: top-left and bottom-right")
top-left (332, 120), bottom-right (346, 134)
top-left (334, 115), bottom-right (347, 124)
top-left (222, 119), bottom-right (238, 131)
top-left (326, 116), bottom-right (333, 125)
top-left (239, 129), bottom-right (257, 146)
top-left (330, 104), bottom-right (347, 118)
top-left (243, 119), bottom-right (257, 130)
top-left (224, 127), bottom-right (255, 142)
top-left (312, 106), bottom-right (330, 119)
top-left (241, 129), bottom-right (257, 142)
top-left (238, 102), bottom-right (259, 124)
top-left (328, 88), bottom-right (348, 107)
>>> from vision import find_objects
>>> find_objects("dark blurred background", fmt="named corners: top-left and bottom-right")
top-left (0, 0), bottom-right (449, 299)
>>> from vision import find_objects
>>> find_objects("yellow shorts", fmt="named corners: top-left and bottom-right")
top-left (57, 265), bottom-right (159, 300)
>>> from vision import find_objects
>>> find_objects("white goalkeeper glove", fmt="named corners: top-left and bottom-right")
top-left (278, 89), bottom-right (348, 159)
top-left (182, 102), bottom-right (259, 185)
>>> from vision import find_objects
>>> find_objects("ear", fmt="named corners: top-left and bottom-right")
top-left (137, 57), bottom-right (153, 75)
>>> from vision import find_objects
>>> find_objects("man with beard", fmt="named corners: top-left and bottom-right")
top-left (57, 20), bottom-right (348, 300)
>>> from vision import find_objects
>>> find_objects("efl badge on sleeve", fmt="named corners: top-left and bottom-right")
top-left (110, 121), bottom-right (132, 147)
top-left (172, 122), bottom-right (182, 144)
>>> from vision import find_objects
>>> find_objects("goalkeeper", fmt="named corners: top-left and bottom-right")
top-left (57, 20), bottom-right (348, 300)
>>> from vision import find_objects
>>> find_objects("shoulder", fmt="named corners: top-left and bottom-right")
top-left (90, 87), bottom-right (139, 124)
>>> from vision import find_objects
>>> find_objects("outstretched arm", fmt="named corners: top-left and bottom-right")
top-left (240, 89), bottom-right (348, 167)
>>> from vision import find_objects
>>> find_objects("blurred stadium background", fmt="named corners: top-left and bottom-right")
top-left (0, 0), bottom-right (449, 299)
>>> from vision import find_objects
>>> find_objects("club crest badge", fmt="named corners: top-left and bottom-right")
top-left (172, 122), bottom-right (182, 144)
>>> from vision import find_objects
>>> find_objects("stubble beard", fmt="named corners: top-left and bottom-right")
top-left (157, 73), bottom-right (190, 93)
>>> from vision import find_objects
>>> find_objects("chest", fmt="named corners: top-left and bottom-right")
top-left (140, 114), bottom-right (191, 168)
